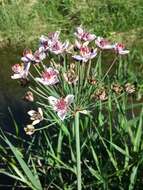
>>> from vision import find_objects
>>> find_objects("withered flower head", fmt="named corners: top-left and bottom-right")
top-left (23, 91), bottom-right (34, 102)
top-left (111, 83), bottom-right (123, 94)
top-left (27, 108), bottom-right (43, 125)
top-left (20, 78), bottom-right (30, 87)
top-left (88, 78), bottom-right (97, 85)
top-left (70, 63), bottom-right (76, 70)
top-left (125, 83), bottom-right (135, 94)
top-left (63, 70), bottom-right (78, 85)
top-left (92, 88), bottom-right (108, 101)
top-left (24, 125), bottom-right (35, 135)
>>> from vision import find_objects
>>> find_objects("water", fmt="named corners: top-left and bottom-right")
top-left (0, 47), bottom-right (33, 132)
top-left (0, 47), bottom-right (34, 188)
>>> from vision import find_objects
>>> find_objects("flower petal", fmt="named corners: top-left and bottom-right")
top-left (48, 96), bottom-right (58, 107)
top-left (65, 95), bottom-right (74, 105)
top-left (72, 55), bottom-right (86, 61)
top-left (75, 40), bottom-right (81, 49)
top-left (38, 107), bottom-right (43, 117)
top-left (119, 50), bottom-right (130, 55)
top-left (57, 110), bottom-right (66, 121)
top-left (32, 119), bottom-right (40, 125)
top-left (28, 110), bottom-right (36, 116)
top-left (11, 74), bottom-right (23, 79)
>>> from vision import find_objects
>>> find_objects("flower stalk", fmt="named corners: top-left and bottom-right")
top-left (75, 111), bottom-right (82, 190)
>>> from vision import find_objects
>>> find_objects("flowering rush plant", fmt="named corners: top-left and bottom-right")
top-left (10, 26), bottom-right (136, 190)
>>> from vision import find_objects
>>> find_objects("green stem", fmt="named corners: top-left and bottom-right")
top-left (102, 56), bottom-right (117, 81)
top-left (75, 111), bottom-right (82, 190)
top-left (84, 59), bottom-right (92, 87)
top-left (57, 129), bottom-right (63, 159)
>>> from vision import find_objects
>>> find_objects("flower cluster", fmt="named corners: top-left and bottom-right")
top-left (11, 26), bottom-right (131, 135)
top-left (11, 26), bottom-right (129, 80)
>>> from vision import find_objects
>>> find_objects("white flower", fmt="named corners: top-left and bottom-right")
top-left (95, 37), bottom-right (114, 50)
top-left (11, 62), bottom-right (31, 79)
top-left (74, 26), bottom-right (96, 42)
top-left (27, 107), bottom-right (43, 125)
top-left (35, 67), bottom-right (59, 85)
top-left (114, 43), bottom-right (129, 55)
top-left (34, 48), bottom-right (46, 63)
top-left (48, 95), bottom-right (74, 120)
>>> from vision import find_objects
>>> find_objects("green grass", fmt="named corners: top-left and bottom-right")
top-left (0, 0), bottom-right (143, 47)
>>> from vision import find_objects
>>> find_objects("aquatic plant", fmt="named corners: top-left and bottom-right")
top-left (1, 26), bottom-right (143, 190)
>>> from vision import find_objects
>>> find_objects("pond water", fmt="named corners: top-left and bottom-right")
top-left (0, 47), bottom-right (35, 187)
top-left (0, 47), bottom-right (35, 136)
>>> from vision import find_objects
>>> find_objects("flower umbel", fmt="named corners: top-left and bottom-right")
top-left (48, 95), bottom-right (74, 120)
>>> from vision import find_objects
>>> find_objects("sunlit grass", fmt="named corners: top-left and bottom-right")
top-left (0, 0), bottom-right (143, 47)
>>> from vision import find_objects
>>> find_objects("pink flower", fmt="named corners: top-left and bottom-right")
top-left (49, 40), bottom-right (70, 55)
top-left (35, 67), bottom-right (59, 85)
top-left (21, 49), bottom-right (35, 63)
top-left (39, 31), bottom-right (60, 51)
top-left (40, 31), bottom-right (72, 55)
top-left (48, 31), bottom-right (60, 43)
top-left (74, 26), bottom-right (96, 42)
top-left (72, 41), bottom-right (97, 62)
top-left (34, 48), bottom-right (46, 63)
top-left (11, 62), bottom-right (31, 79)
top-left (114, 43), bottom-right (129, 55)
top-left (48, 95), bottom-right (74, 120)
top-left (39, 35), bottom-right (49, 47)
top-left (95, 37), bottom-right (114, 50)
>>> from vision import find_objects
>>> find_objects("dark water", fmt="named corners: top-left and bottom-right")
top-left (0, 47), bottom-right (35, 188)
top-left (0, 47), bottom-right (33, 133)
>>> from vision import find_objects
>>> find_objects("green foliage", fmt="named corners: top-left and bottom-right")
top-left (0, 0), bottom-right (143, 47)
